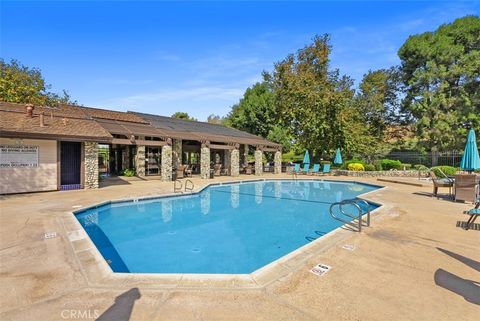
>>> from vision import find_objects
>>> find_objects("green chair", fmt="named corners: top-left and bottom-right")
top-left (464, 199), bottom-right (480, 230)
top-left (302, 163), bottom-right (310, 174)
top-left (292, 163), bottom-right (301, 175)
top-left (321, 163), bottom-right (331, 175)
top-left (310, 164), bottom-right (320, 175)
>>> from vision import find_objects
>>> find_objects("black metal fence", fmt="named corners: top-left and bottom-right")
top-left (386, 151), bottom-right (463, 167)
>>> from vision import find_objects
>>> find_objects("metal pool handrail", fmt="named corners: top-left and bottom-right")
top-left (174, 179), bottom-right (194, 193)
top-left (329, 199), bottom-right (371, 232)
top-left (174, 179), bottom-right (183, 193)
top-left (185, 179), bottom-right (194, 192)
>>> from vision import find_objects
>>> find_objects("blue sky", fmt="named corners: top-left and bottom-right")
top-left (1, 1), bottom-right (479, 120)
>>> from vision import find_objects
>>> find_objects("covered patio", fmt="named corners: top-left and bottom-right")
top-left (132, 112), bottom-right (283, 180)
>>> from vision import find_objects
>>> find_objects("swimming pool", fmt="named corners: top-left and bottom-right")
top-left (75, 180), bottom-right (380, 274)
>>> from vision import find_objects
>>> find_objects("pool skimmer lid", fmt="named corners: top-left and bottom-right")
top-left (43, 232), bottom-right (58, 239)
top-left (310, 263), bottom-right (331, 276)
top-left (342, 244), bottom-right (355, 251)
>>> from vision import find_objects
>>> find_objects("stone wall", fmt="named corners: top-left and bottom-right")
top-left (84, 142), bottom-right (99, 189)
top-left (135, 145), bottom-right (145, 177)
top-left (230, 148), bottom-right (240, 177)
top-left (200, 146), bottom-right (210, 179)
top-left (172, 139), bottom-right (182, 170)
top-left (254, 149), bottom-right (263, 176)
top-left (274, 151), bottom-right (282, 174)
top-left (161, 145), bottom-right (172, 181)
top-left (334, 169), bottom-right (425, 178)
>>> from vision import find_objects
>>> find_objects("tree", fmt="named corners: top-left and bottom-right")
top-left (356, 68), bottom-right (403, 136)
top-left (207, 114), bottom-right (225, 124)
top-left (398, 15), bottom-right (480, 151)
top-left (171, 111), bottom-right (197, 121)
top-left (226, 82), bottom-right (278, 138)
top-left (267, 34), bottom-right (358, 158)
top-left (226, 81), bottom-right (293, 151)
top-left (0, 59), bottom-right (75, 105)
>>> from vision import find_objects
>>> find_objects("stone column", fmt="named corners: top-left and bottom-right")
top-left (135, 145), bottom-right (145, 177)
top-left (200, 141), bottom-right (211, 179)
top-left (230, 147), bottom-right (240, 177)
top-left (274, 150), bottom-right (282, 174)
top-left (161, 142), bottom-right (172, 181)
top-left (84, 142), bottom-right (99, 189)
top-left (172, 139), bottom-right (182, 170)
top-left (243, 144), bottom-right (249, 166)
top-left (254, 147), bottom-right (263, 176)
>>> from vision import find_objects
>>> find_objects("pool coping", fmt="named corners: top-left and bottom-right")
top-left (61, 178), bottom-right (387, 290)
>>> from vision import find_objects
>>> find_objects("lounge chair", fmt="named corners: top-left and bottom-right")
top-left (301, 163), bottom-right (310, 174)
top-left (245, 164), bottom-right (253, 175)
top-left (454, 174), bottom-right (479, 203)
top-left (222, 166), bottom-right (230, 176)
top-left (463, 198), bottom-right (479, 230)
top-left (309, 164), bottom-right (320, 175)
top-left (176, 165), bottom-right (187, 179)
top-left (185, 165), bottom-right (193, 177)
top-left (292, 163), bottom-right (301, 177)
top-left (213, 164), bottom-right (222, 176)
top-left (430, 171), bottom-right (454, 198)
top-left (320, 163), bottom-right (331, 175)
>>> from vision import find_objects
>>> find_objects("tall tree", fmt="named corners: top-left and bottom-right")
top-left (356, 67), bottom-right (402, 137)
top-left (267, 34), bottom-right (357, 158)
top-left (226, 82), bottom-right (277, 138)
top-left (226, 81), bottom-right (293, 151)
top-left (171, 111), bottom-right (197, 121)
top-left (398, 15), bottom-right (480, 151)
top-left (0, 59), bottom-right (75, 105)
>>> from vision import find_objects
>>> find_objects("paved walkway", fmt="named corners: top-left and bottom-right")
top-left (0, 174), bottom-right (478, 321)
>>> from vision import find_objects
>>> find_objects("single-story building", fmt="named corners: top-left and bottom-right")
top-left (0, 101), bottom-right (282, 194)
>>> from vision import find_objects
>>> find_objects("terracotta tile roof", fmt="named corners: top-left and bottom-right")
top-left (0, 110), bottom-right (112, 142)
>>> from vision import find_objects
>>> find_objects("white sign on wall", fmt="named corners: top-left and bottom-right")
top-left (0, 145), bottom-right (39, 167)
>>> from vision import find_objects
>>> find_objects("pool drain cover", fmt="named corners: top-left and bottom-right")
top-left (310, 263), bottom-right (331, 276)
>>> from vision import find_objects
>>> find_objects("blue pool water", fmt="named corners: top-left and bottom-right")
top-left (75, 180), bottom-right (380, 274)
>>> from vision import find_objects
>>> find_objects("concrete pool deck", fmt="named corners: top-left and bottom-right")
top-left (0, 174), bottom-right (478, 320)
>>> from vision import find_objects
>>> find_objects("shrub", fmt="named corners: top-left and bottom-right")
top-left (373, 161), bottom-right (383, 171)
top-left (380, 159), bottom-right (402, 170)
top-left (342, 159), bottom-right (365, 169)
top-left (364, 164), bottom-right (376, 171)
top-left (121, 168), bottom-right (136, 177)
top-left (348, 163), bottom-right (365, 171)
top-left (431, 166), bottom-right (458, 177)
top-left (414, 164), bottom-right (427, 170)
